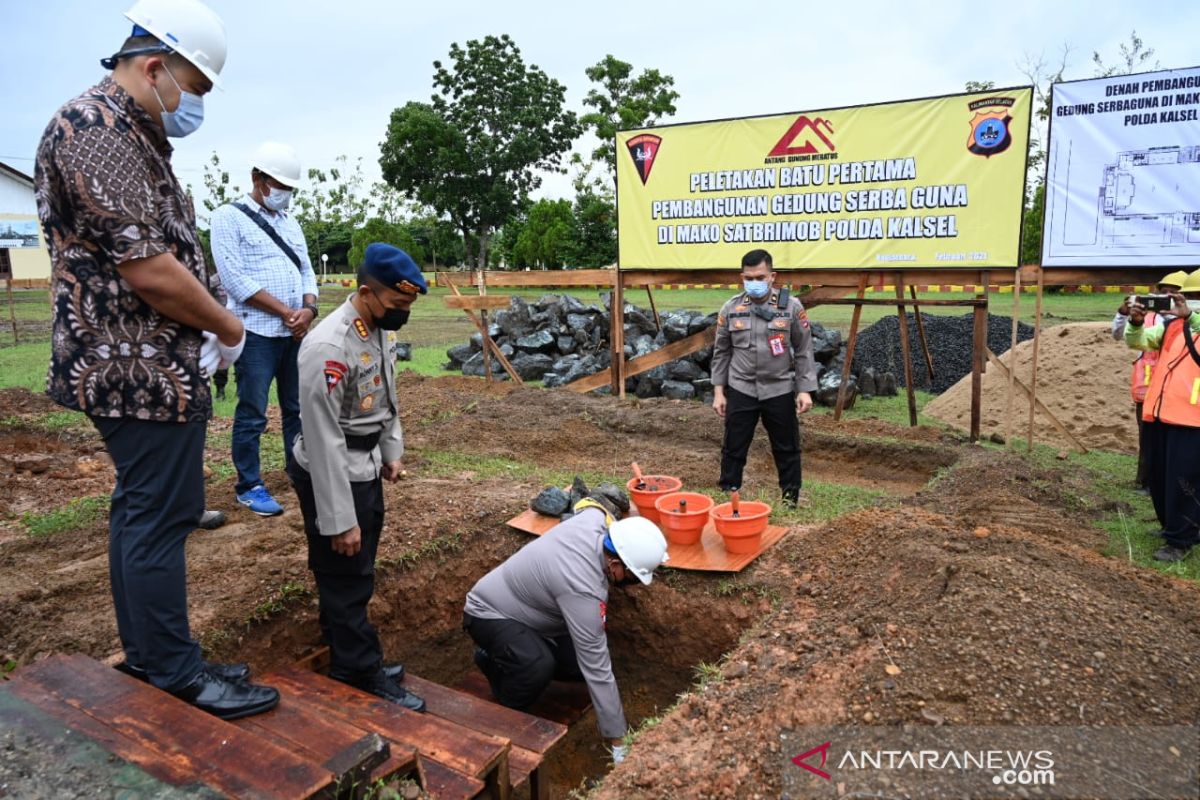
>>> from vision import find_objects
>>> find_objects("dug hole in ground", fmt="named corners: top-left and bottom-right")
top-left (1, 370), bottom-right (1197, 799)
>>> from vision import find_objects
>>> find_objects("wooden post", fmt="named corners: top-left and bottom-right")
top-left (894, 273), bottom-right (917, 427)
top-left (644, 286), bottom-right (662, 331)
top-left (477, 271), bottom-right (493, 382)
top-left (445, 280), bottom-right (524, 385)
top-left (833, 276), bottom-right (868, 422)
top-left (610, 271), bottom-right (625, 397)
top-left (1004, 268), bottom-right (1022, 445)
top-left (909, 285), bottom-right (934, 387)
top-left (987, 348), bottom-right (1087, 453)
top-left (1026, 267), bottom-right (1045, 452)
top-left (969, 271), bottom-right (990, 442)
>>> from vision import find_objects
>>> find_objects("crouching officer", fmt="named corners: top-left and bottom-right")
top-left (288, 243), bottom-right (426, 710)
top-left (711, 248), bottom-right (818, 506)
top-left (463, 500), bottom-right (669, 765)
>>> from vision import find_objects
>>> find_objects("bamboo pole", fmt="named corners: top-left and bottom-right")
top-left (1026, 268), bottom-right (1045, 452)
top-left (1004, 268), bottom-right (1022, 445)
top-left (833, 276), bottom-right (868, 422)
top-left (909, 284), bottom-right (934, 388)
top-left (894, 273), bottom-right (917, 427)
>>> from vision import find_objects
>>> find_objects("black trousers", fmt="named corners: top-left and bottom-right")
top-left (288, 462), bottom-right (385, 680)
top-left (719, 387), bottom-right (801, 494)
top-left (1135, 403), bottom-right (1149, 489)
top-left (92, 417), bottom-right (205, 691)
top-left (1144, 419), bottom-right (1167, 528)
top-left (462, 613), bottom-right (584, 709)
top-left (1160, 423), bottom-right (1200, 550)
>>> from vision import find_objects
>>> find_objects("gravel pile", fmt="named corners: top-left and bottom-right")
top-left (850, 313), bottom-right (1035, 394)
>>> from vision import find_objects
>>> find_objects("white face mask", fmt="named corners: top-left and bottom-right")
top-left (263, 186), bottom-right (292, 211)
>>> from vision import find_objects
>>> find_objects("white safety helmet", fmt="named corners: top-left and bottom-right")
top-left (250, 142), bottom-right (304, 189)
top-left (607, 517), bottom-right (669, 585)
top-left (124, 0), bottom-right (228, 88)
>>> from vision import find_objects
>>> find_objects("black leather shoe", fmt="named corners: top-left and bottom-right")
top-left (340, 671), bottom-right (425, 712)
top-left (170, 669), bottom-right (279, 720)
top-left (114, 660), bottom-right (251, 684)
top-left (382, 662), bottom-right (406, 683)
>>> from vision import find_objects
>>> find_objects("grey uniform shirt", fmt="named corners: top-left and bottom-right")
top-left (293, 298), bottom-right (403, 536)
top-left (710, 290), bottom-right (818, 399)
top-left (464, 507), bottom-right (627, 738)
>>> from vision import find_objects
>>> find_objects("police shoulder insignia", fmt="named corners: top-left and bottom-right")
top-left (717, 312), bottom-right (727, 326)
top-left (324, 360), bottom-right (348, 394)
top-left (353, 318), bottom-right (370, 340)
top-left (798, 308), bottom-right (810, 328)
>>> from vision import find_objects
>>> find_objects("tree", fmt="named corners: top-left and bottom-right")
top-left (511, 199), bottom-right (574, 269)
top-left (199, 151), bottom-right (243, 222)
top-left (408, 213), bottom-right (465, 268)
top-left (1092, 31), bottom-right (1158, 77)
top-left (347, 218), bottom-right (426, 269)
top-left (292, 155), bottom-right (371, 268)
top-left (566, 189), bottom-right (617, 268)
top-left (580, 55), bottom-right (679, 184)
top-left (380, 35), bottom-right (580, 269)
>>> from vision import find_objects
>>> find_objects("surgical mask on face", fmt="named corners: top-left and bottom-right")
top-left (743, 279), bottom-right (771, 299)
top-left (264, 187), bottom-right (292, 211)
top-left (152, 65), bottom-right (204, 138)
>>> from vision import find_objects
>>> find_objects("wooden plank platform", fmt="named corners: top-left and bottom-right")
top-left (507, 506), bottom-right (790, 572)
top-left (9, 653), bottom-right (336, 799)
top-left (265, 667), bottom-right (510, 796)
top-left (456, 670), bottom-right (594, 728)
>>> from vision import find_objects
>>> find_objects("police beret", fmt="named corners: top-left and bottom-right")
top-left (363, 243), bottom-right (428, 295)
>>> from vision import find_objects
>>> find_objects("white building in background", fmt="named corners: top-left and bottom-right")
top-left (0, 161), bottom-right (51, 286)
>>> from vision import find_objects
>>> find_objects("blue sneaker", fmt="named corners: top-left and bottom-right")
top-left (236, 485), bottom-right (283, 516)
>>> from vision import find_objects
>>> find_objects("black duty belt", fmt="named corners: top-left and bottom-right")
top-left (344, 430), bottom-right (383, 451)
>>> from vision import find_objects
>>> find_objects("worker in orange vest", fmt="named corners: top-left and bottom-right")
top-left (1113, 271), bottom-right (1188, 496)
top-left (1125, 269), bottom-right (1200, 562)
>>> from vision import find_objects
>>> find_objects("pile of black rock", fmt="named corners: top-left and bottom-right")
top-left (443, 293), bottom-right (899, 407)
top-left (531, 476), bottom-right (630, 521)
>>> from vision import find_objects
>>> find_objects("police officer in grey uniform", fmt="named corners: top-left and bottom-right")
top-left (288, 243), bottom-right (426, 711)
top-left (464, 504), bottom-right (669, 764)
top-left (711, 248), bottom-right (818, 506)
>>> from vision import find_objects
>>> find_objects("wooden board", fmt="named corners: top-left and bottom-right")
top-left (443, 295), bottom-right (513, 310)
top-left (403, 674), bottom-right (566, 755)
top-left (456, 671), bottom-right (593, 728)
top-left (507, 508), bottom-right (790, 573)
top-left (417, 756), bottom-right (486, 800)
top-left (234, 693), bottom-right (416, 785)
top-left (13, 654), bottom-right (334, 799)
top-left (0, 683), bottom-right (222, 798)
top-left (264, 667), bottom-right (509, 784)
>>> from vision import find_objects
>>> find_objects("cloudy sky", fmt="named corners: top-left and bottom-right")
top-left (3, 0), bottom-right (1196, 210)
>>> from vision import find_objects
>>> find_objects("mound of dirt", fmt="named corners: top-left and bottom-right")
top-left (596, 451), bottom-right (1200, 799)
top-left (923, 321), bottom-right (1139, 453)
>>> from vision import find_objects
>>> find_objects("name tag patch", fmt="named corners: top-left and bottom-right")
top-left (769, 333), bottom-right (787, 356)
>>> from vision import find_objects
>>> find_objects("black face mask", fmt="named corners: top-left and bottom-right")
top-left (375, 307), bottom-right (410, 331)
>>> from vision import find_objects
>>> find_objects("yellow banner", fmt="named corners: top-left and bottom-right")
top-left (616, 88), bottom-right (1032, 270)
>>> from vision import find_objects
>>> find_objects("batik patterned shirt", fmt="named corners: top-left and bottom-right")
top-left (35, 76), bottom-right (216, 423)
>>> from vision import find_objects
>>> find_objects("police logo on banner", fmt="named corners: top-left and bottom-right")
top-left (625, 134), bottom-right (663, 185)
top-left (966, 96), bottom-right (1016, 157)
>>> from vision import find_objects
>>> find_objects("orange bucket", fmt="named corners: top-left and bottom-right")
top-left (626, 463), bottom-right (682, 524)
top-left (654, 492), bottom-right (714, 546)
top-left (711, 494), bottom-right (771, 554)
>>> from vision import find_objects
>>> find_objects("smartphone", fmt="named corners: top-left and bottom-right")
top-left (1135, 294), bottom-right (1173, 312)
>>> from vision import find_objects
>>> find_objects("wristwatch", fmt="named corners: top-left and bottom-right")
top-left (302, 302), bottom-right (319, 318)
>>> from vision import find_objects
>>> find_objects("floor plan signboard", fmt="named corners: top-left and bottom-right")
top-left (1043, 66), bottom-right (1200, 267)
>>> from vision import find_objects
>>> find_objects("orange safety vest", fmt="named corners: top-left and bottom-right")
top-left (1142, 316), bottom-right (1200, 428)
top-left (1130, 310), bottom-right (1160, 404)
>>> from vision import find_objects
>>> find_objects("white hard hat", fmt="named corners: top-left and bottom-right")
top-left (250, 142), bottom-right (303, 189)
top-left (124, 0), bottom-right (228, 89)
top-left (607, 517), bottom-right (669, 585)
